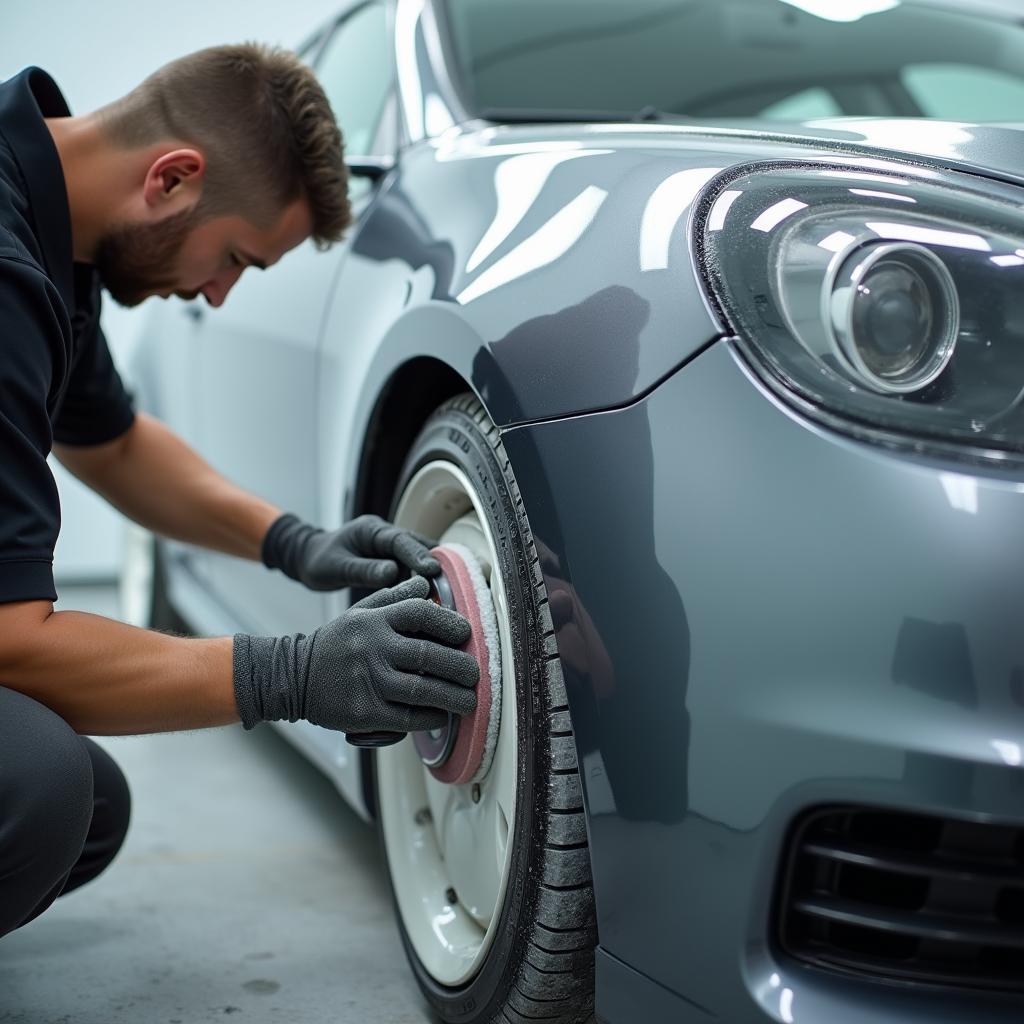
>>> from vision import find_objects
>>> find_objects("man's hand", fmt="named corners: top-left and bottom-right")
top-left (233, 576), bottom-right (479, 735)
top-left (263, 512), bottom-right (441, 591)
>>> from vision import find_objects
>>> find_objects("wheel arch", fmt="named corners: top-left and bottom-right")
top-left (352, 356), bottom-right (473, 522)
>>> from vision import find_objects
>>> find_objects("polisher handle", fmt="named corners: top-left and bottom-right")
top-left (346, 731), bottom-right (405, 747)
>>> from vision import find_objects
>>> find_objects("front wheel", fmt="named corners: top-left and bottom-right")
top-left (376, 394), bottom-right (596, 1023)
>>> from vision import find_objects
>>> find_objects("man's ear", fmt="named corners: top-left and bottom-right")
top-left (142, 148), bottom-right (205, 211)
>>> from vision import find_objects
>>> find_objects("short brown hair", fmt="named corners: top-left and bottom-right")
top-left (97, 44), bottom-right (350, 248)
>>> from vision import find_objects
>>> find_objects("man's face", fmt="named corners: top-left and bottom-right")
top-left (94, 198), bottom-right (313, 309)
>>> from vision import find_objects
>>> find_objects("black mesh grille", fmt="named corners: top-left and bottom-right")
top-left (779, 807), bottom-right (1024, 991)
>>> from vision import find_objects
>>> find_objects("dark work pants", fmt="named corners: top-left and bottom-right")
top-left (0, 686), bottom-right (131, 939)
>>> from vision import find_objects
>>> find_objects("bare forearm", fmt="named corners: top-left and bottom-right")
top-left (54, 413), bottom-right (280, 560)
top-left (0, 601), bottom-right (236, 735)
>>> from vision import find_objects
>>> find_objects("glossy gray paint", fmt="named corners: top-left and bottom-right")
top-left (503, 340), bottom-right (1024, 1022)
top-left (325, 111), bottom-right (1024, 444)
top-left (135, 1), bottom-right (1024, 1018)
top-left (151, 119), bottom-right (1024, 1023)
top-left (333, 133), bottom-right (730, 428)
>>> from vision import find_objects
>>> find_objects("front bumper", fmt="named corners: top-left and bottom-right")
top-left (501, 339), bottom-right (1024, 1023)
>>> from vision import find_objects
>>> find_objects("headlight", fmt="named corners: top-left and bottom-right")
top-left (829, 242), bottom-right (959, 394)
top-left (701, 166), bottom-right (1024, 461)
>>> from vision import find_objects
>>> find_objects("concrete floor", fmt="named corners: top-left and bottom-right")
top-left (0, 585), bottom-right (435, 1024)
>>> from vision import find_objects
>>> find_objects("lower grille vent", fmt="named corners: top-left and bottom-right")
top-left (779, 807), bottom-right (1024, 991)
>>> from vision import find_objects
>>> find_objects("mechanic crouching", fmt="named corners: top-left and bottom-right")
top-left (0, 46), bottom-right (480, 938)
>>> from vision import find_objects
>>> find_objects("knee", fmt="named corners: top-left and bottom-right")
top-left (0, 690), bottom-right (94, 878)
top-left (80, 739), bottom-right (132, 872)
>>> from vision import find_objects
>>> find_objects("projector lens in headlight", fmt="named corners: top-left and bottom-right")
top-left (829, 242), bottom-right (959, 394)
top-left (701, 165), bottom-right (1024, 461)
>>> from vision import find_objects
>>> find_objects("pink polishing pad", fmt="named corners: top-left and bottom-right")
top-left (429, 545), bottom-right (494, 785)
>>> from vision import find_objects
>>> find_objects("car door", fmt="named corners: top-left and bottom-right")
top-left (295, 0), bottom-right (402, 783)
top-left (184, 0), bottom-right (394, 639)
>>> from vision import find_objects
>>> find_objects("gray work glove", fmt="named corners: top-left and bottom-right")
top-left (232, 576), bottom-right (479, 734)
top-left (262, 512), bottom-right (440, 591)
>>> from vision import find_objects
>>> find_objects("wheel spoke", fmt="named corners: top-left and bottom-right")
top-left (442, 792), bottom-right (501, 928)
top-left (423, 770), bottom-right (459, 861)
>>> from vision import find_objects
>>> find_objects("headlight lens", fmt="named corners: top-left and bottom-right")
top-left (701, 166), bottom-right (1024, 460)
top-left (831, 242), bottom-right (959, 393)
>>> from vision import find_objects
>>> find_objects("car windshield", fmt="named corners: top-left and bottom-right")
top-left (441, 0), bottom-right (1024, 125)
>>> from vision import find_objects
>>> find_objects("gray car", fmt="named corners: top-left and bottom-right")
top-left (129, 1), bottom-right (1024, 1021)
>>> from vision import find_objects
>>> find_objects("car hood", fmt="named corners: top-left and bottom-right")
top-left (490, 117), bottom-right (1024, 190)
top-left (681, 117), bottom-right (1024, 190)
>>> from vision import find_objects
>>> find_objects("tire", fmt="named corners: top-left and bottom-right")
top-left (376, 393), bottom-right (596, 1024)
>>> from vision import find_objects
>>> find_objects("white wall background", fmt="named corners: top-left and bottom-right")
top-left (1, 0), bottom-right (346, 581)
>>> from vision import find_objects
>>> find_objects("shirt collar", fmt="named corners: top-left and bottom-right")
top-left (0, 68), bottom-right (74, 312)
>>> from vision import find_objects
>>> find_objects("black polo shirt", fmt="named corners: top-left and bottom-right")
top-left (0, 68), bottom-right (135, 604)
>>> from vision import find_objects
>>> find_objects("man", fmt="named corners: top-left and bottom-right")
top-left (0, 46), bottom-right (480, 938)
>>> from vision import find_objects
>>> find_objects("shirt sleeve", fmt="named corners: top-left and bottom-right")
top-left (52, 313), bottom-right (135, 447)
top-left (0, 256), bottom-right (63, 603)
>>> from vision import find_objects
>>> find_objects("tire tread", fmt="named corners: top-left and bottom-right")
top-left (412, 395), bottom-right (596, 1024)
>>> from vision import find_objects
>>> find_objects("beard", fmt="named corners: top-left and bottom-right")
top-left (93, 204), bottom-right (201, 308)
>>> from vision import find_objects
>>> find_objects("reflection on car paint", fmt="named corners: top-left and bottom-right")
top-left (805, 117), bottom-right (978, 158)
top-left (638, 167), bottom-right (723, 271)
top-left (778, 0), bottom-right (899, 22)
top-left (457, 186), bottom-right (608, 304)
top-left (466, 151), bottom-right (598, 273)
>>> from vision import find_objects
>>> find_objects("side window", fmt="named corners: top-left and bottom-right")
top-left (902, 64), bottom-right (1024, 122)
top-left (317, 2), bottom-right (392, 156)
top-left (759, 87), bottom-right (843, 121)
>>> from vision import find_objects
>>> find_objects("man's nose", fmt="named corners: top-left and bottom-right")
top-left (202, 266), bottom-right (244, 308)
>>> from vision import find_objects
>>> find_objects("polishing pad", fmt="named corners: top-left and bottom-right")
top-left (415, 543), bottom-right (501, 785)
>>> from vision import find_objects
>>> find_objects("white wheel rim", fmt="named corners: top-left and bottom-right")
top-left (380, 460), bottom-right (519, 986)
